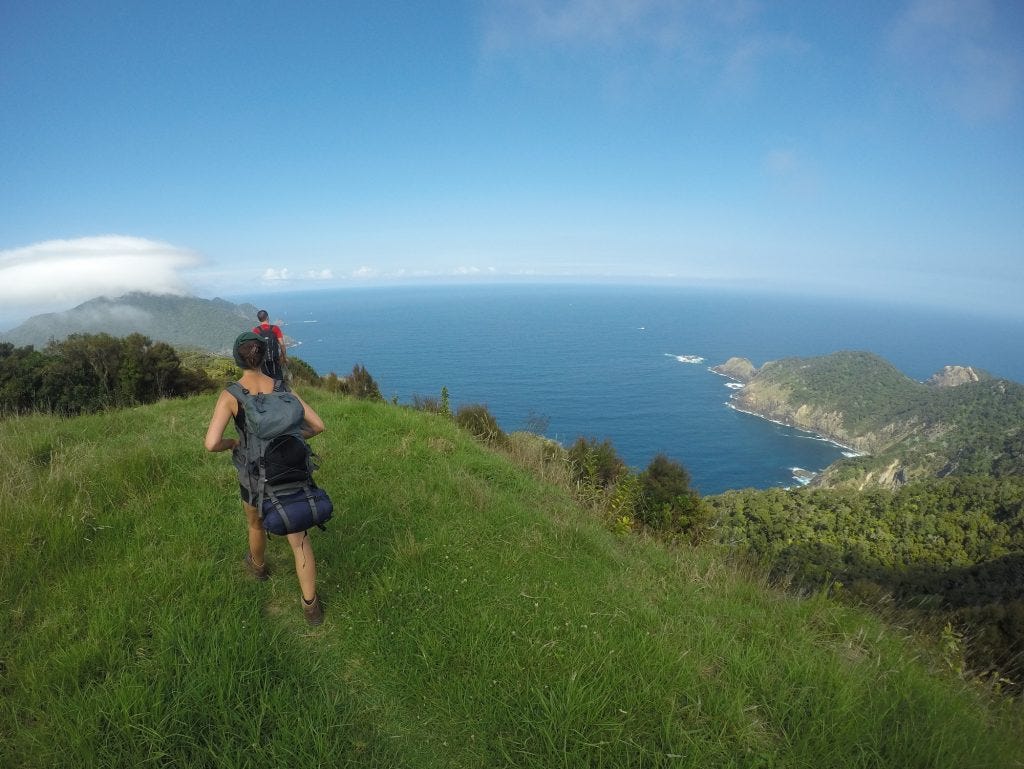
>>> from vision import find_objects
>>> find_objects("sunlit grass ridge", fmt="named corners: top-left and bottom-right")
top-left (2, 390), bottom-right (1022, 768)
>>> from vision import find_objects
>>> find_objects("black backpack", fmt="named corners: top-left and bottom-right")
top-left (255, 324), bottom-right (282, 379)
top-left (227, 383), bottom-right (332, 535)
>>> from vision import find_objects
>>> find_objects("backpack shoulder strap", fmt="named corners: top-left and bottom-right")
top-left (225, 382), bottom-right (248, 401)
top-left (225, 382), bottom-right (254, 434)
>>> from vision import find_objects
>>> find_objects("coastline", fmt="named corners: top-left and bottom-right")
top-left (707, 366), bottom-right (740, 382)
top-left (706, 363), bottom-right (867, 458)
top-left (723, 400), bottom-right (867, 458)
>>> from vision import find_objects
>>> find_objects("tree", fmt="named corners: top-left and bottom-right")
top-left (637, 453), bottom-right (709, 539)
top-left (0, 343), bottom-right (46, 413)
top-left (3, 333), bottom-right (209, 415)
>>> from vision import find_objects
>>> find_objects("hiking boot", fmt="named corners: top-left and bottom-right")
top-left (302, 593), bottom-right (324, 626)
top-left (244, 552), bottom-right (269, 581)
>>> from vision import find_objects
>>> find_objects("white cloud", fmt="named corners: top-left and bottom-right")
top-left (305, 269), bottom-right (334, 280)
top-left (262, 268), bottom-right (291, 281)
top-left (484, 0), bottom-right (759, 50)
top-left (887, 0), bottom-right (1022, 121)
top-left (351, 266), bottom-right (378, 279)
top-left (481, 0), bottom-right (794, 90)
top-left (259, 267), bottom-right (336, 283)
top-left (0, 235), bottom-right (200, 309)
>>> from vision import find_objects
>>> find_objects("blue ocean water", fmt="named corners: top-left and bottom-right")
top-left (236, 284), bottom-right (1024, 495)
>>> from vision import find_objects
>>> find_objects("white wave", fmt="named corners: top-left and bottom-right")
top-left (303, 319), bottom-right (318, 323)
top-left (725, 382), bottom-right (744, 389)
top-left (665, 353), bottom-right (705, 364)
top-left (790, 467), bottom-right (815, 486)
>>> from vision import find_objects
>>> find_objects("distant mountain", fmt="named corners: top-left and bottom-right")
top-left (715, 351), bottom-right (1024, 488)
top-left (0, 293), bottom-right (261, 354)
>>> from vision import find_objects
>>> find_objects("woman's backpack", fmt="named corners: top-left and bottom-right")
top-left (226, 383), bottom-right (333, 535)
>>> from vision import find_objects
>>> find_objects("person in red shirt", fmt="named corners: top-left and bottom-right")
top-left (253, 309), bottom-right (288, 381)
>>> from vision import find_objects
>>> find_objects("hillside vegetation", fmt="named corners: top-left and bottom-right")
top-left (3, 390), bottom-right (1023, 768)
top-left (0, 293), bottom-right (259, 354)
top-left (707, 478), bottom-right (1024, 688)
top-left (727, 351), bottom-right (1024, 487)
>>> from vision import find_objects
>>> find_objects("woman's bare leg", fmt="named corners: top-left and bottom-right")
top-left (286, 531), bottom-right (317, 601)
top-left (243, 501), bottom-right (267, 567)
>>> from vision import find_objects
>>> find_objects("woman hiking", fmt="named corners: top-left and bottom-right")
top-left (204, 331), bottom-right (327, 625)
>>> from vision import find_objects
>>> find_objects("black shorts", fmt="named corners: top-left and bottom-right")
top-left (240, 484), bottom-right (253, 505)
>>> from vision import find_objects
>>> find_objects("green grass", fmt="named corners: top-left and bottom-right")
top-left (2, 390), bottom-right (1022, 768)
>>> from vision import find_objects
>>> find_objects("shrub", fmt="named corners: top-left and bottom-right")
top-left (287, 356), bottom-right (321, 385)
top-left (505, 432), bottom-right (568, 486)
top-left (455, 404), bottom-right (506, 446)
top-left (412, 394), bottom-right (444, 413)
top-left (566, 437), bottom-right (627, 489)
top-left (637, 453), bottom-right (710, 541)
top-left (347, 363), bottom-right (382, 400)
top-left (323, 364), bottom-right (382, 400)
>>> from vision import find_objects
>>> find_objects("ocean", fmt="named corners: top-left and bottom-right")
top-left (236, 284), bottom-right (1024, 495)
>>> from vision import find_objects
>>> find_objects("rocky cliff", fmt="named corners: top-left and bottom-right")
top-left (926, 365), bottom-right (987, 388)
top-left (729, 381), bottom-right (922, 456)
top-left (709, 356), bottom-right (758, 382)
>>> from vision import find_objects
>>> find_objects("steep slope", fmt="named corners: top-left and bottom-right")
top-left (2, 392), bottom-right (1022, 768)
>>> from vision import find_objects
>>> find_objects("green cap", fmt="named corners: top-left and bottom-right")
top-left (232, 331), bottom-right (265, 368)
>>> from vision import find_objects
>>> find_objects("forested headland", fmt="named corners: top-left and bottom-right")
top-left (717, 350), bottom-right (1024, 488)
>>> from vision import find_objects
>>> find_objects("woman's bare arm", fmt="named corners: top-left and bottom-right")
top-left (204, 390), bottom-right (239, 452)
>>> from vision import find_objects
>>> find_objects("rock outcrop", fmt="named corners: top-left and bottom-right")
top-left (926, 365), bottom-right (983, 388)
top-left (730, 384), bottom-right (888, 454)
top-left (710, 356), bottom-right (758, 383)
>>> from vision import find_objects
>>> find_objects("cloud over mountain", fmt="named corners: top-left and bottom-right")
top-left (0, 236), bottom-right (201, 310)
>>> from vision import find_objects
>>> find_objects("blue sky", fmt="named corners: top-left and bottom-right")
top-left (1, 0), bottom-right (1022, 327)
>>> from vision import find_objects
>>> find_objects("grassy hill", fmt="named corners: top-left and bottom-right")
top-left (3, 390), bottom-right (1023, 768)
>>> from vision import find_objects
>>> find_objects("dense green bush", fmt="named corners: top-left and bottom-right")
top-left (454, 403), bottom-right (506, 446)
top-left (636, 453), bottom-right (710, 541)
top-left (0, 334), bottom-right (211, 415)
top-left (322, 363), bottom-right (382, 400)
top-left (706, 476), bottom-right (1024, 690)
top-left (346, 363), bottom-right (382, 400)
top-left (286, 356), bottom-right (321, 385)
top-left (567, 436), bottom-right (627, 489)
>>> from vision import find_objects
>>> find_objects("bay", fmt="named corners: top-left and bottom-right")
top-left (234, 284), bottom-right (1024, 495)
